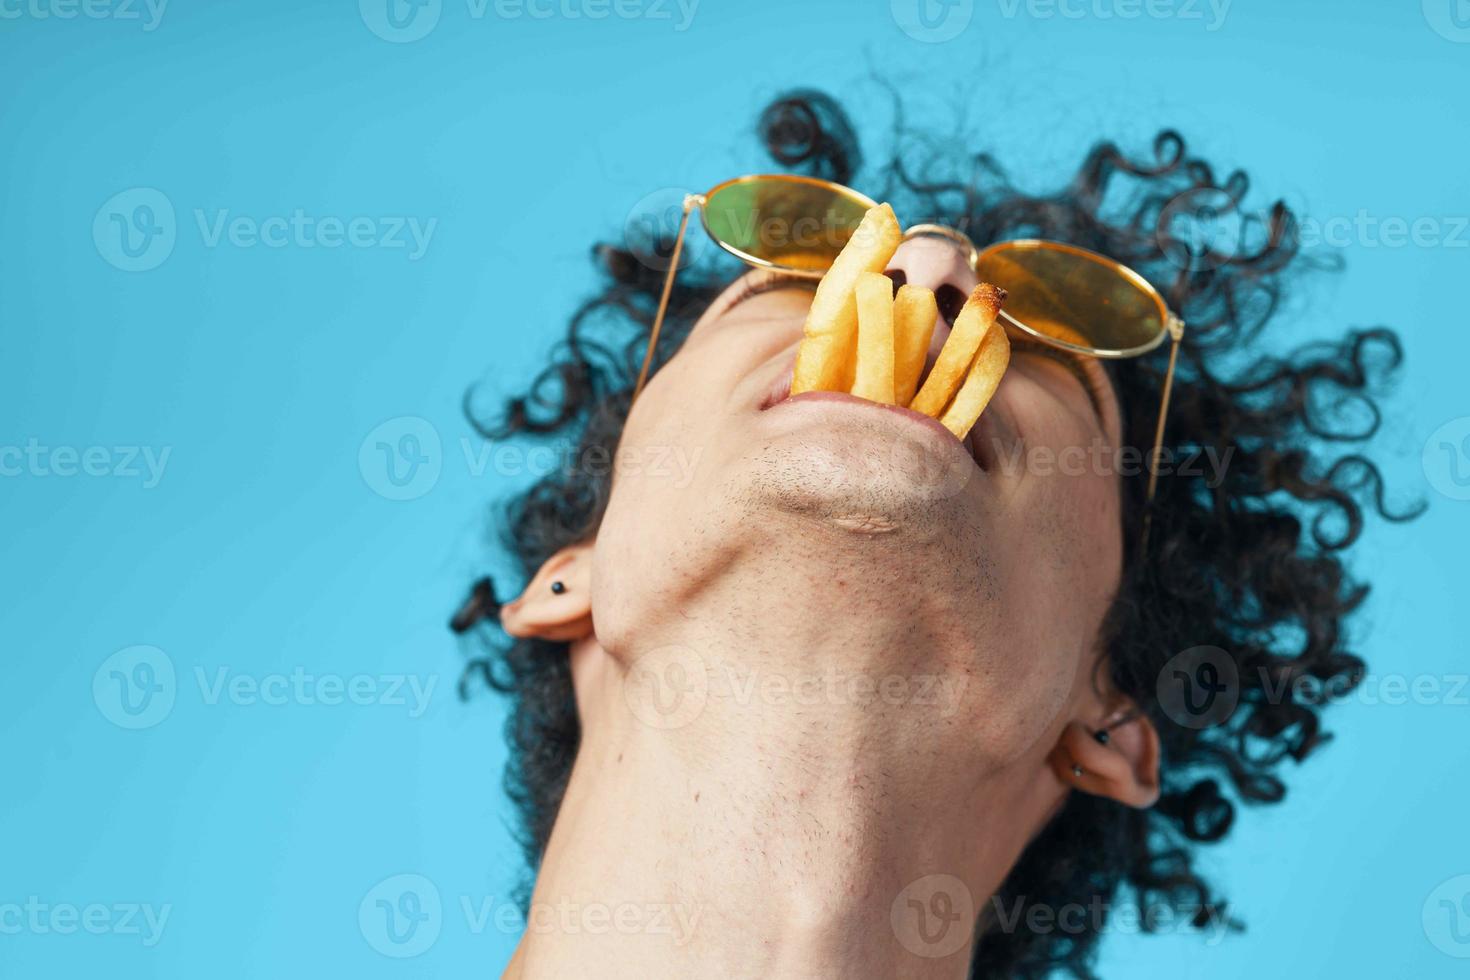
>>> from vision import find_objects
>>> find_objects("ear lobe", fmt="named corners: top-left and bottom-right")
top-left (1050, 713), bottom-right (1161, 809)
top-left (499, 542), bottom-right (595, 642)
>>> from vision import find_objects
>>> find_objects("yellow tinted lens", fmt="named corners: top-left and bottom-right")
top-left (702, 175), bottom-right (875, 273)
top-left (975, 241), bottom-right (1167, 355)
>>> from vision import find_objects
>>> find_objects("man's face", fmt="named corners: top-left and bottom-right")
top-left (592, 237), bottom-right (1127, 761)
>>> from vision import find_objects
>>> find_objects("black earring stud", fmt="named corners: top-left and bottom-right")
top-left (550, 580), bottom-right (567, 595)
top-left (1092, 709), bottom-right (1139, 745)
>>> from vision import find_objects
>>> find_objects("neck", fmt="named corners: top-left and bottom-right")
top-left (504, 584), bottom-right (1059, 978)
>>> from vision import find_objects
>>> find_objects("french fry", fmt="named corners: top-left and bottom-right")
top-left (892, 284), bottom-right (937, 406)
top-left (908, 283), bottom-right (1006, 418)
top-left (790, 204), bottom-right (902, 394)
top-left (938, 320), bottom-right (1011, 439)
top-left (851, 272), bottom-right (896, 404)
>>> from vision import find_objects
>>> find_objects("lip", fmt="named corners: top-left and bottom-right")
top-left (776, 388), bottom-right (965, 439)
top-left (761, 380), bottom-right (986, 475)
top-left (758, 354), bottom-right (798, 412)
top-left (965, 408), bottom-right (1015, 473)
top-left (754, 342), bottom-right (1022, 474)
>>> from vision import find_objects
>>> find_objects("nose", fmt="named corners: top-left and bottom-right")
top-left (884, 232), bottom-right (980, 355)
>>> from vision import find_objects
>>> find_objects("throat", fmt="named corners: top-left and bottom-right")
top-left (505, 670), bottom-right (1041, 980)
top-left (830, 513), bottom-right (901, 533)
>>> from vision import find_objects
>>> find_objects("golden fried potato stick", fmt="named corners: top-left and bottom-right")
top-left (790, 204), bottom-right (902, 394)
top-left (908, 283), bottom-right (1006, 418)
top-left (939, 318), bottom-right (1011, 439)
top-left (851, 272), bottom-right (896, 403)
top-left (892, 284), bottom-right (937, 406)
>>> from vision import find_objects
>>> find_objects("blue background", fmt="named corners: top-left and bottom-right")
top-left (3, 0), bottom-right (1467, 975)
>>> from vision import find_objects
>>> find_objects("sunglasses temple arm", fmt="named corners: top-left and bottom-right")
top-left (1141, 317), bottom-right (1186, 547)
top-left (632, 194), bottom-right (702, 402)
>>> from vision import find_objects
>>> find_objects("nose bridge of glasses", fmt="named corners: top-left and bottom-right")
top-left (900, 223), bottom-right (980, 270)
top-left (887, 230), bottom-right (981, 301)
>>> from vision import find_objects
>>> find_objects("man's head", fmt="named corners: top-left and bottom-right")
top-left (459, 90), bottom-right (1415, 977)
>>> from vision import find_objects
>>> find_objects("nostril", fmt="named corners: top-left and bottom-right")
top-left (935, 283), bottom-right (966, 326)
top-left (883, 268), bottom-right (907, 296)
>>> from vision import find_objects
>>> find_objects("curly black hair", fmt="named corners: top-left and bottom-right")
top-left (452, 88), bottom-right (1421, 978)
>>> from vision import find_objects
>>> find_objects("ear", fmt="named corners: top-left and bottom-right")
top-left (498, 542), bottom-right (594, 642)
top-left (1049, 711), bottom-right (1161, 809)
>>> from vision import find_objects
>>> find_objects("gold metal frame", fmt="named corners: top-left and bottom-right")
top-left (631, 173), bottom-right (1187, 515)
top-left (976, 239), bottom-right (1175, 359)
top-left (696, 174), bottom-right (880, 276)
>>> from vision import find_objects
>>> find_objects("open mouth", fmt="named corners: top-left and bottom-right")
top-left (758, 350), bottom-right (1003, 473)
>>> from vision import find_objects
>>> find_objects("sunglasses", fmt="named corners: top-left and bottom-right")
top-left (634, 173), bottom-right (1186, 510)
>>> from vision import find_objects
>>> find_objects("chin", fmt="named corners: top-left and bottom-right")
top-left (728, 435), bottom-right (983, 548)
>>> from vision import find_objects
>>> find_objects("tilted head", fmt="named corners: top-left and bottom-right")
top-left (458, 90), bottom-right (1416, 977)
